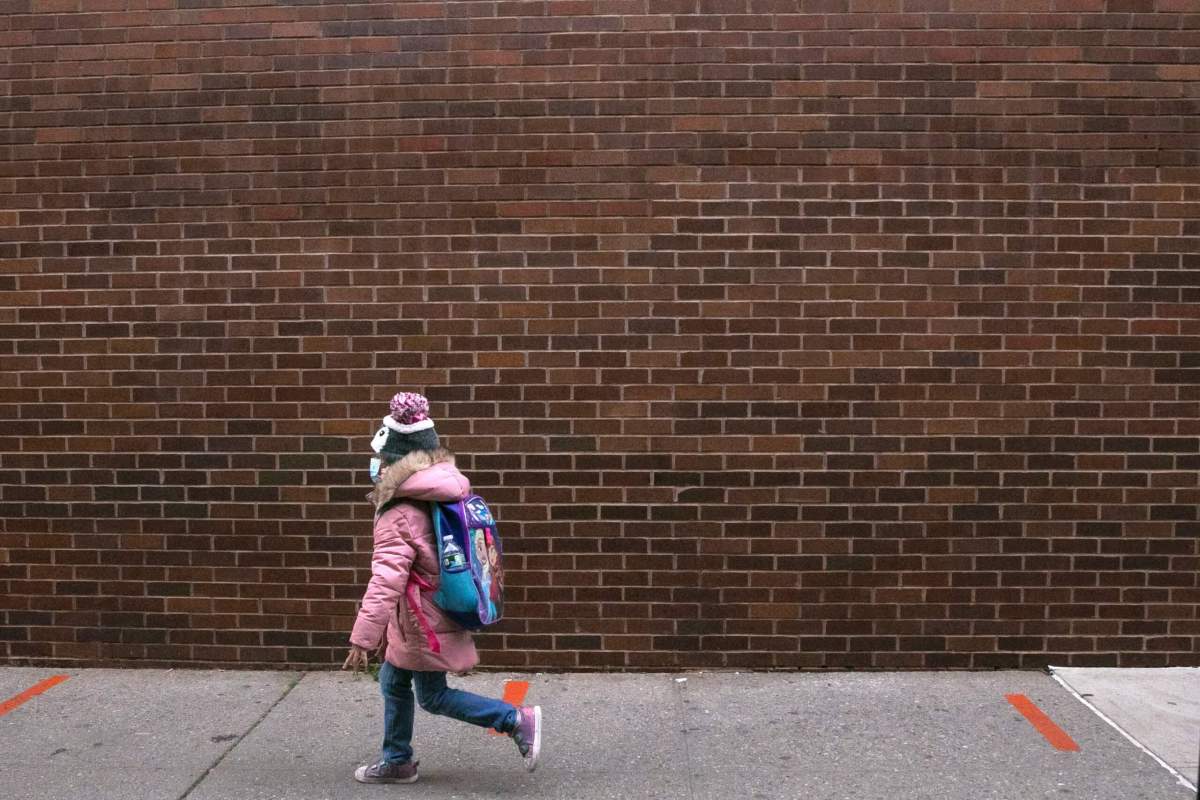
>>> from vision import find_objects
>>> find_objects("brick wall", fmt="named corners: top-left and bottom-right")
top-left (2, 1), bottom-right (1198, 671)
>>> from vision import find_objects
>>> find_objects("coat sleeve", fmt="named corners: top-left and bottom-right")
top-left (349, 508), bottom-right (416, 651)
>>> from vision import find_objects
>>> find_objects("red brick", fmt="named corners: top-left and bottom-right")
top-left (0, 2), bottom-right (1196, 672)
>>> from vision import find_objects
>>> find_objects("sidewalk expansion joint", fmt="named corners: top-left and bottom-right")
top-left (176, 670), bottom-right (306, 800)
top-left (1048, 671), bottom-right (1198, 795)
top-left (672, 676), bottom-right (699, 800)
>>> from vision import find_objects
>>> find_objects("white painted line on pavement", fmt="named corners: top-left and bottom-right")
top-left (1049, 671), bottom-right (1197, 794)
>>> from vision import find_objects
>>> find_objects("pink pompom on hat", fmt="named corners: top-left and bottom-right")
top-left (390, 392), bottom-right (430, 425)
top-left (369, 391), bottom-right (440, 459)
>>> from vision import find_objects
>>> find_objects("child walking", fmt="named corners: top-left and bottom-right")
top-left (344, 392), bottom-right (542, 784)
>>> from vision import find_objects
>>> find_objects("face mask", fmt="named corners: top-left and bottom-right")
top-left (369, 457), bottom-right (383, 484)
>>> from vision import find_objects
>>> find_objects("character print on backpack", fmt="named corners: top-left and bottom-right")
top-left (430, 494), bottom-right (504, 629)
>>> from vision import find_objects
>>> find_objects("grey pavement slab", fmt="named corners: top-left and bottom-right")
top-left (187, 671), bottom-right (690, 800)
top-left (679, 671), bottom-right (1194, 800)
top-left (2, 667), bottom-right (1195, 800)
top-left (0, 668), bottom-right (295, 800)
top-left (0, 666), bottom-right (62, 702)
top-left (1051, 666), bottom-right (1199, 788)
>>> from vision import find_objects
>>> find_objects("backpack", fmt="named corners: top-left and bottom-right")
top-left (429, 495), bottom-right (504, 629)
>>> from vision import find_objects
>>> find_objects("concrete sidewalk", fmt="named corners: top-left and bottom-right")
top-left (1050, 666), bottom-right (1199, 791)
top-left (0, 667), bottom-right (1195, 800)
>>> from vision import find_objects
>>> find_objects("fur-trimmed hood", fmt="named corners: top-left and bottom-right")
top-left (367, 447), bottom-right (470, 510)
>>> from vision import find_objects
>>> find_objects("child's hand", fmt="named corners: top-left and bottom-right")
top-left (342, 645), bottom-right (370, 673)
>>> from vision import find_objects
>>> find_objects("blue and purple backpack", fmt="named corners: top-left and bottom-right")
top-left (428, 495), bottom-right (504, 629)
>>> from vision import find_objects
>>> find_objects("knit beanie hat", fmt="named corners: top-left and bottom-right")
top-left (370, 392), bottom-right (440, 461)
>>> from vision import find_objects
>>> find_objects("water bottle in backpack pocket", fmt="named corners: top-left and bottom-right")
top-left (430, 495), bottom-right (504, 629)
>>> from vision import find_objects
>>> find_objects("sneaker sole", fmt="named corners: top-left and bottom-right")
top-left (524, 705), bottom-right (542, 773)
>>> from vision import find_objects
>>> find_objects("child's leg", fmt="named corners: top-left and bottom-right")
top-left (378, 661), bottom-right (417, 763)
top-left (413, 671), bottom-right (518, 734)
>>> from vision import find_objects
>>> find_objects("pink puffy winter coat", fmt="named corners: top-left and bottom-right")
top-left (349, 448), bottom-right (479, 673)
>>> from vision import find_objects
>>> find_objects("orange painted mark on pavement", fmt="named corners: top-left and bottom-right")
top-left (0, 675), bottom-right (70, 718)
top-left (489, 680), bottom-right (530, 736)
top-left (1006, 693), bottom-right (1080, 752)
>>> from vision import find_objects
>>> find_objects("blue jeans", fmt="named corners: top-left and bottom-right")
top-left (378, 661), bottom-right (518, 764)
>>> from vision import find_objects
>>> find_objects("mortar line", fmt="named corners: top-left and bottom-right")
top-left (177, 671), bottom-right (306, 800)
top-left (672, 676), bottom-right (699, 800)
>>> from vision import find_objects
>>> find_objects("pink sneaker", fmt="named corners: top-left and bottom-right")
top-left (511, 706), bottom-right (542, 772)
